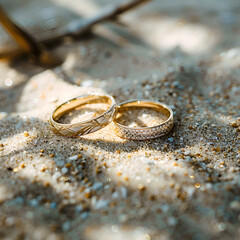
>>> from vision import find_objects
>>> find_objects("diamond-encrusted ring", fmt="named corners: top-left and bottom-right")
top-left (112, 100), bottom-right (174, 140)
top-left (49, 94), bottom-right (116, 137)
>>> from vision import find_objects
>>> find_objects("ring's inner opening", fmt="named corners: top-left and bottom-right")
top-left (114, 101), bottom-right (170, 128)
top-left (53, 95), bottom-right (112, 124)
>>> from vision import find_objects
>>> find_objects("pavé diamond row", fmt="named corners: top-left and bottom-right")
top-left (112, 100), bottom-right (174, 140)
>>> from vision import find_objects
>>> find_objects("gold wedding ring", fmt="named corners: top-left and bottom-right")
top-left (50, 95), bottom-right (174, 140)
top-left (113, 100), bottom-right (174, 140)
top-left (49, 94), bottom-right (116, 137)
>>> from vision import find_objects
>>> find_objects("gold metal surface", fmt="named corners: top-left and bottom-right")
top-left (50, 94), bottom-right (116, 137)
top-left (113, 99), bottom-right (174, 140)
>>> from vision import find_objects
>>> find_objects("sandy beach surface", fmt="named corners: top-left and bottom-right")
top-left (0, 0), bottom-right (240, 239)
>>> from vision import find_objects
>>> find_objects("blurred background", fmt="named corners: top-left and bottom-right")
top-left (1, 0), bottom-right (240, 110)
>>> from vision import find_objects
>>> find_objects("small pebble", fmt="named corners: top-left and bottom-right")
top-left (119, 214), bottom-right (128, 223)
top-left (195, 183), bottom-right (201, 189)
top-left (24, 132), bottom-right (29, 137)
top-left (161, 204), bottom-right (169, 212)
top-left (20, 163), bottom-right (25, 169)
top-left (65, 163), bottom-right (72, 168)
top-left (138, 184), bottom-right (146, 191)
top-left (50, 202), bottom-right (57, 209)
top-left (62, 221), bottom-right (71, 232)
top-left (123, 176), bottom-right (129, 181)
top-left (186, 187), bottom-right (195, 197)
top-left (29, 199), bottom-right (38, 207)
top-left (167, 217), bottom-right (177, 226)
top-left (112, 192), bottom-right (119, 199)
top-left (52, 172), bottom-right (61, 180)
top-left (5, 217), bottom-right (15, 226)
top-left (218, 223), bottom-right (227, 232)
top-left (120, 187), bottom-right (128, 198)
top-left (81, 212), bottom-right (89, 219)
top-left (229, 201), bottom-right (240, 210)
top-left (56, 160), bottom-right (65, 167)
top-left (61, 167), bottom-right (68, 174)
top-left (75, 205), bottom-right (83, 213)
top-left (92, 182), bottom-right (103, 191)
top-left (68, 155), bottom-right (78, 161)
top-left (85, 192), bottom-right (91, 198)
top-left (93, 199), bottom-right (110, 210)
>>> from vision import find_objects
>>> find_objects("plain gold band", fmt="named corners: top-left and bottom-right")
top-left (112, 99), bottom-right (174, 140)
top-left (49, 94), bottom-right (116, 137)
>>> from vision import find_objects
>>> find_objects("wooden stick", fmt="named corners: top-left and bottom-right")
top-left (42, 0), bottom-right (150, 45)
top-left (0, 0), bottom-right (151, 62)
top-left (0, 5), bottom-right (62, 67)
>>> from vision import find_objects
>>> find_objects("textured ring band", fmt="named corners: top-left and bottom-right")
top-left (49, 94), bottom-right (116, 137)
top-left (113, 100), bottom-right (174, 140)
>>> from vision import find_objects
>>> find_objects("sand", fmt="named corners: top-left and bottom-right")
top-left (0, 0), bottom-right (240, 239)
